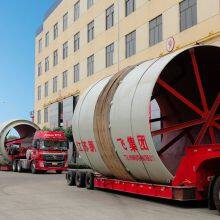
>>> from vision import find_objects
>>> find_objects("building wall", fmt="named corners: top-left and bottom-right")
top-left (34, 0), bottom-right (220, 128)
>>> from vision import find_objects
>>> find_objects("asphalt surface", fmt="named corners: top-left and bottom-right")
top-left (0, 172), bottom-right (219, 220)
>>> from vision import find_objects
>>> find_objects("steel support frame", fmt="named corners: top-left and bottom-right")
top-left (151, 49), bottom-right (219, 154)
top-left (94, 144), bottom-right (220, 201)
top-left (94, 177), bottom-right (196, 201)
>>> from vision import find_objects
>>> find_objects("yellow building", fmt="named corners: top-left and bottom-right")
top-left (34, 0), bottom-right (220, 128)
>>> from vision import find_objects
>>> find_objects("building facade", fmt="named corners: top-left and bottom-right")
top-left (35, 0), bottom-right (220, 128)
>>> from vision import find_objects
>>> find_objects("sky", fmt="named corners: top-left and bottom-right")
top-left (0, 0), bottom-right (55, 123)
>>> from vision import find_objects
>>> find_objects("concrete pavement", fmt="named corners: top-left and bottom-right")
top-left (0, 172), bottom-right (219, 220)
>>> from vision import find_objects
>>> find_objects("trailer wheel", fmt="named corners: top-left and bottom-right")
top-left (31, 161), bottom-right (37, 174)
top-left (213, 176), bottom-right (220, 214)
top-left (17, 161), bottom-right (23, 173)
top-left (12, 160), bottom-right (17, 172)
top-left (75, 171), bottom-right (85, 187)
top-left (85, 172), bottom-right (94, 190)
top-left (66, 170), bottom-right (76, 186)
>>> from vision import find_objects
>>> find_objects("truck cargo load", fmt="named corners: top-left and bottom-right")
top-left (68, 45), bottom-right (220, 213)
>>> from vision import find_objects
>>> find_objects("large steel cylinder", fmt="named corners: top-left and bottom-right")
top-left (0, 119), bottom-right (40, 165)
top-left (72, 45), bottom-right (220, 184)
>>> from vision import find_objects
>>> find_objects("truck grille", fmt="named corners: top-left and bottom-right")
top-left (42, 154), bottom-right (65, 161)
top-left (43, 161), bottom-right (64, 167)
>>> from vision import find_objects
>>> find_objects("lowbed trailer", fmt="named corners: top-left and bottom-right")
top-left (66, 144), bottom-right (220, 212)
top-left (68, 46), bottom-right (220, 214)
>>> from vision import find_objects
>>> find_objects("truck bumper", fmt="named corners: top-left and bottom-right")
top-left (35, 161), bottom-right (68, 171)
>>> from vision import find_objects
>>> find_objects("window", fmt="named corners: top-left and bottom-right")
top-left (87, 54), bottom-right (94, 76)
top-left (87, 0), bottom-right (93, 9)
top-left (37, 110), bottom-right (41, 124)
top-left (53, 76), bottom-right (58, 93)
top-left (63, 12), bottom-right (68, 31)
top-left (149, 15), bottom-right (162, 46)
top-left (38, 38), bottom-right (42, 53)
top-left (63, 41), bottom-right (68, 59)
top-left (38, 62), bottom-right (42, 76)
top-left (45, 57), bottom-right (49, 72)
top-left (87, 20), bottom-right (94, 42)
top-left (106, 43), bottom-right (114, 67)
top-left (62, 71), bottom-right (68, 88)
top-left (74, 63), bottom-right (80, 82)
top-left (180, 0), bottom-right (197, 31)
top-left (44, 107), bottom-right (48, 123)
top-left (74, 1), bottom-right (80, 21)
top-left (45, 32), bottom-right (49, 47)
top-left (74, 32), bottom-right (80, 52)
top-left (125, 31), bottom-right (136, 58)
top-left (44, 81), bottom-right (48, 97)
top-left (58, 101), bottom-right (63, 127)
top-left (125, 0), bottom-right (135, 16)
top-left (54, 23), bottom-right (58, 39)
top-left (53, 49), bottom-right (58, 66)
top-left (106, 4), bottom-right (114, 30)
top-left (37, 86), bottom-right (41, 100)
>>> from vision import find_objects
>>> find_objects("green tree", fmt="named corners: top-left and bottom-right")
top-left (53, 127), bottom-right (64, 132)
top-left (41, 126), bottom-right (51, 131)
top-left (65, 126), bottom-right (73, 142)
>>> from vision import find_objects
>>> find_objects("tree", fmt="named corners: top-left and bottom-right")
top-left (65, 126), bottom-right (73, 142)
top-left (52, 126), bottom-right (73, 142)
top-left (53, 127), bottom-right (64, 132)
top-left (41, 126), bottom-right (51, 131)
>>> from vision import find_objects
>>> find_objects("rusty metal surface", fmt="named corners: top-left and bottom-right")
top-left (109, 59), bottom-right (170, 182)
top-left (94, 66), bottom-right (135, 181)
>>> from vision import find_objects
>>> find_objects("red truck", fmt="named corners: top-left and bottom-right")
top-left (6, 131), bottom-right (68, 174)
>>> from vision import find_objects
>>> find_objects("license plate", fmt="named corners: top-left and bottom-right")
top-left (52, 162), bottom-right (57, 166)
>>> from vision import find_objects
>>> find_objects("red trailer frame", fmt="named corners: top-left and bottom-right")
top-left (93, 144), bottom-right (220, 201)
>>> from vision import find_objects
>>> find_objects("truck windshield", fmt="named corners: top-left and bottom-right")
top-left (41, 141), bottom-right (68, 150)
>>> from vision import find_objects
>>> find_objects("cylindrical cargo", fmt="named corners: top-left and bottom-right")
top-left (72, 45), bottom-right (220, 184)
top-left (0, 119), bottom-right (40, 165)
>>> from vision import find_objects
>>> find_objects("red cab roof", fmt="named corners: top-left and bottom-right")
top-left (34, 131), bottom-right (67, 141)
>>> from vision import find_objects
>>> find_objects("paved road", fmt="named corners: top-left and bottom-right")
top-left (0, 172), bottom-right (219, 220)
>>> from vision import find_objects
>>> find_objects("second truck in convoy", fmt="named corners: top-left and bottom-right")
top-left (9, 131), bottom-right (68, 174)
top-left (0, 120), bottom-right (68, 174)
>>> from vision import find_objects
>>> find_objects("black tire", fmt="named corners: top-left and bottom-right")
top-left (85, 172), bottom-right (94, 190)
top-left (208, 176), bottom-right (217, 210)
top-left (12, 160), bottom-right (17, 172)
top-left (17, 161), bottom-right (23, 173)
top-left (213, 176), bottom-right (220, 214)
top-left (56, 170), bottom-right (62, 174)
top-left (31, 161), bottom-right (37, 174)
top-left (66, 171), bottom-right (76, 186)
top-left (75, 171), bottom-right (85, 187)
top-left (39, 170), bottom-right (47, 174)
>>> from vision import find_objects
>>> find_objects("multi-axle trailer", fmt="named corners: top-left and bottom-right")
top-left (67, 144), bottom-right (220, 212)
top-left (67, 45), bottom-right (220, 213)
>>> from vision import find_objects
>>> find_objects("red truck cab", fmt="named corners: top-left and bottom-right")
top-left (8, 130), bottom-right (68, 174)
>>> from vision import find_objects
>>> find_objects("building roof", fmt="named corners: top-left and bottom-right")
top-left (35, 0), bottom-right (63, 37)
